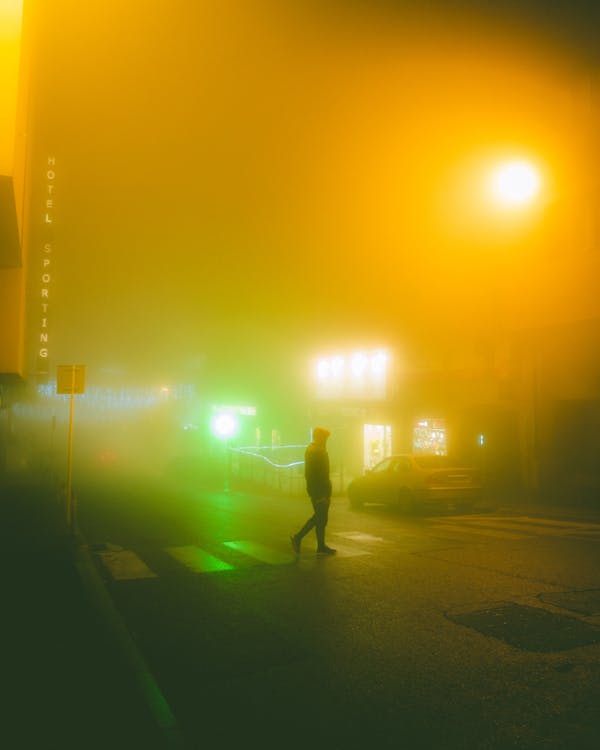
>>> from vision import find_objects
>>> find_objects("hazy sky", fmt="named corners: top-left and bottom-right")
top-left (26, 0), bottom-right (600, 400)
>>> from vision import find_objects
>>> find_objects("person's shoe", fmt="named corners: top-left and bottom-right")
top-left (317, 545), bottom-right (336, 555)
top-left (290, 535), bottom-right (301, 555)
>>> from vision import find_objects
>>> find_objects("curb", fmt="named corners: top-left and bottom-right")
top-left (73, 536), bottom-right (185, 749)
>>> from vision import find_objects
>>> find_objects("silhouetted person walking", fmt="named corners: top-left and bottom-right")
top-left (291, 427), bottom-right (336, 555)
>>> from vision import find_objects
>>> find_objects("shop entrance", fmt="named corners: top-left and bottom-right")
top-left (363, 424), bottom-right (392, 469)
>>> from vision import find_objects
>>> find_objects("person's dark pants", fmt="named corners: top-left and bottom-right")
top-left (296, 496), bottom-right (330, 548)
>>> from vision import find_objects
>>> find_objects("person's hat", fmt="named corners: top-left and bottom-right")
top-left (312, 427), bottom-right (330, 440)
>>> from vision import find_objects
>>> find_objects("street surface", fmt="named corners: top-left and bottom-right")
top-left (76, 474), bottom-right (600, 749)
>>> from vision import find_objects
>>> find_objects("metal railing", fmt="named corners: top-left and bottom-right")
top-left (230, 445), bottom-right (345, 496)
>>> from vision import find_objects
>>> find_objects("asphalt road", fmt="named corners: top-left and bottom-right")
top-left (75, 473), bottom-right (600, 749)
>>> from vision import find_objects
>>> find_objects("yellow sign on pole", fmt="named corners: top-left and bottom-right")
top-left (56, 365), bottom-right (86, 529)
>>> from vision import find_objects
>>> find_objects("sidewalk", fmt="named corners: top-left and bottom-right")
top-left (0, 473), bottom-right (172, 750)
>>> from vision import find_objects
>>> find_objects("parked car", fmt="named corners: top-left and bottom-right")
top-left (347, 454), bottom-right (483, 512)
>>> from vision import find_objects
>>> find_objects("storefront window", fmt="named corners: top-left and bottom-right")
top-left (363, 424), bottom-right (392, 469)
top-left (413, 419), bottom-right (446, 455)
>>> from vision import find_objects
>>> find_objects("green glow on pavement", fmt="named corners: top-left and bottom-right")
top-left (223, 540), bottom-right (294, 565)
top-left (166, 546), bottom-right (235, 573)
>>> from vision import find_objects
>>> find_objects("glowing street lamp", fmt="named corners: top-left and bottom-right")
top-left (211, 411), bottom-right (239, 440)
top-left (489, 159), bottom-right (541, 207)
top-left (485, 156), bottom-right (544, 491)
top-left (211, 410), bottom-right (239, 494)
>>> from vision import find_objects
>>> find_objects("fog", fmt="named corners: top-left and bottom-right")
top-left (11, 1), bottom-right (600, 487)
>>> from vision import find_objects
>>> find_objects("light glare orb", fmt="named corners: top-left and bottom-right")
top-left (316, 358), bottom-right (330, 381)
top-left (371, 350), bottom-right (388, 376)
top-left (331, 356), bottom-right (344, 378)
top-left (351, 352), bottom-right (368, 377)
top-left (490, 160), bottom-right (540, 206)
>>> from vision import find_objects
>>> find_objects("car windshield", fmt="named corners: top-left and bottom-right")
top-left (413, 455), bottom-right (460, 469)
top-left (371, 457), bottom-right (394, 473)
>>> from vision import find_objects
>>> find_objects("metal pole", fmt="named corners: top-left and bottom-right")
top-left (224, 440), bottom-right (230, 493)
top-left (66, 368), bottom-right (75, 527)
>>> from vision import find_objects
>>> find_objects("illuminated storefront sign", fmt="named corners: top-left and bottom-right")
top-left (313, 349), bottom-right (390, 400)
top-left (37, 155), bottom-right (56, 368)
top-left (413, 418), bottom-right (446, 455)
top-left (214, 404), bottom-right (257, 416)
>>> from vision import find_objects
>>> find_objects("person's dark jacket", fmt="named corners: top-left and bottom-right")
top-left (304, 442), bottom-right (332, 500)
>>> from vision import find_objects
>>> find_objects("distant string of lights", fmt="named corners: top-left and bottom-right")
top-left (36, 382), bottom-right (195, 408)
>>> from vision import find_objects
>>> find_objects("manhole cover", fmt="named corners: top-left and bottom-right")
top-left (447, 602), bottom-right (600, 652)
top-left (539, 589), bottom-right (600, 616)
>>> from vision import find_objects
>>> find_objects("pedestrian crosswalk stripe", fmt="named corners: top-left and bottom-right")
top-left (223, 540), bottom-right (294, 565)
top-left (165, 545), bottom-right (235, 573)
top-left (334, 532), bottom-right (385, 543)
top-left (97, 549), bottom-right (157, 580)
top-left (325, 542), bottom-right (372, 557)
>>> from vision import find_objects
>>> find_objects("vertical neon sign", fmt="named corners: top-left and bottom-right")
top-left (38, 155), bottom-right (55, 371)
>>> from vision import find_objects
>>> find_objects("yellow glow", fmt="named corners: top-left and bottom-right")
top-left (17, 1), bottom-right (597, 369)
top-left (490, 160), bottom-right (541, 206)
top-left (0, 0), bottom-right (24, 175)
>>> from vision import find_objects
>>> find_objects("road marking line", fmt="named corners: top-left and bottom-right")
top-left (441, 517), bottom-right (600, 537)
top-left (454, 520), bottom-right (558, 535)
top-left (223, 540), bottom-right (295, 565)
top-left (469, 516), bottom-right (600, 531)
top-left (165, 545), bottom-right (235, 573)
top-left (429, 524), bottom-right (525, 540)
top-left (97, 550), bottom-right (157, 580)
top-left (514, 516), bottom-right (600, 530)
top-left (562, 530), bottom-right (600, 539)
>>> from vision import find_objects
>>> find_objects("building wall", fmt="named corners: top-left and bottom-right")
top-left (0, 268), bottom-right (26, 377)
top-left (0, 0), bottom-right (29, 383)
